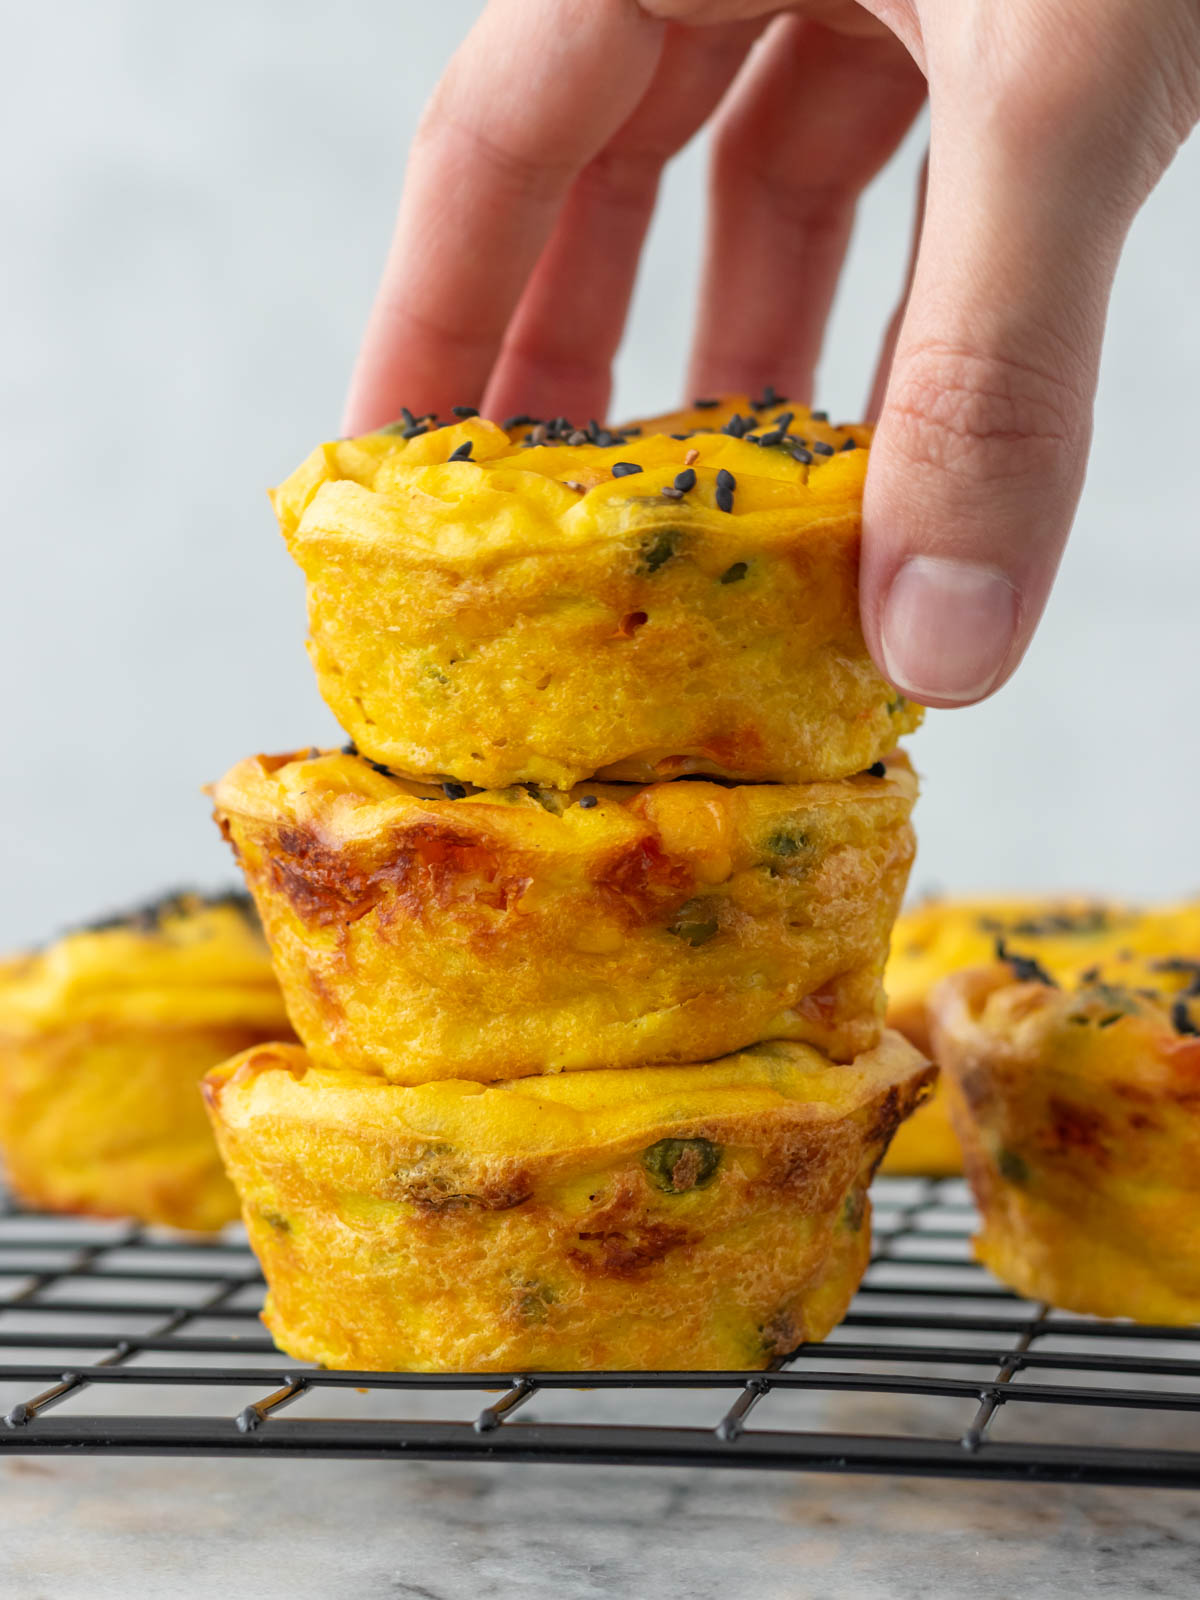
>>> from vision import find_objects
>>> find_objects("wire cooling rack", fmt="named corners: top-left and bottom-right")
top-left (0, 1177), bottom-right (1197, 1486)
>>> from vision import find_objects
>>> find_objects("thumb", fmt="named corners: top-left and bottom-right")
top-left (859, 34), bottom-right (1184, 707)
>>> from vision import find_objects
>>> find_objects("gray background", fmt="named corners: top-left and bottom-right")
top-left (2, 1), bottom-right (1197, 949)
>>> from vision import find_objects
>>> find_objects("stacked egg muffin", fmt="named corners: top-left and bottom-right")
top-left (205, 395), bottom-right (934, 1371)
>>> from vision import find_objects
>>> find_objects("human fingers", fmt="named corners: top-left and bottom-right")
top-left (860, 3), bottom-right (1200, 707)
top-left (342, 0), bottom-right (664, 433)
top-left (866, 149), bottom-right (927, 422)
top-left (484, 18), bottom-right (764, 424)
top-left (686, 14), bottom-right (926, 406)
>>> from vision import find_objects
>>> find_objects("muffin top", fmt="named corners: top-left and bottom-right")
top-left (0, 889), bottom-right (286, 1028)
top-left (271, 393), bottom-right (874, 553)
top-left (206, 1028), bottom-right (933, 1162)
top-left (927, 899), bottom-right (1200, 1082)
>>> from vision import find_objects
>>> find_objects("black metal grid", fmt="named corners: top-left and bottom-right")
top-left (1, 1177), bottom-right (1197, 1486)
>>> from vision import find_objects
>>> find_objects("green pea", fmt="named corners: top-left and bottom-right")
top-left (765, 830), bottom-right (809, 859)
top-left (997, 1149), bottom-right (1030, 1185)
top-left (260, 1210), bottom-right (291, 1233)
top-left (638, 529), bottom-right (680, 574)
top-left (522, 783), bottom-right (564, 815)
top-left (841, 1190), bottom-right (866, 1231)
top-left (515, 1282), bottom-right (556, 1322)
top-left (668, 900), bottom-right (719, 946)
top-left (642, 1137), bottom-right (722, 1194)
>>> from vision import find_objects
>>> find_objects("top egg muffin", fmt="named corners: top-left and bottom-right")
top-left (272, 395), bottom-right (922, 790)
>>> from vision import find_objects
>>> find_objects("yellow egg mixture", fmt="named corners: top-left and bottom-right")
top-left (0, 893), bottom-right (292, 1231)
top-left (205, 1031), bottom-right (933, 1370)
top-left (212, 747), bottom-right (916, 1080)
top-left (930, 927), bottom-right (1200, 1323)
top-left (272, 397), bottom-right (921, 790)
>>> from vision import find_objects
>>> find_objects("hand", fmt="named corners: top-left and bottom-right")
top-left (343, 0), bottom-right (1200, 707)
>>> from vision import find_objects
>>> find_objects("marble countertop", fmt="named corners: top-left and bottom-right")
top-left (3, 1370), bottom-right (1198, 1600)
top-left (2, 1449), bottom-right (1198, 1599)
top-left (2, 1182), bottom-right (1197, 1598)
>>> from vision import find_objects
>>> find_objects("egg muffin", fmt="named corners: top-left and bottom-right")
top-left (930, 934), bottom-right (1200, 1324)
top-left (880, 895), bottom-right (1143, 1176)
top-left (0, 891), bottom-right (294, 1231)
top-left (271, 395), bottom-right (922, 790)
top-left (204, 1029), bottom-right (934, 1371)
top-left (211, 747), bottom-right (917, 1081)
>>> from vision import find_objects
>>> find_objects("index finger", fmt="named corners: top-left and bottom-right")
top-left (343, 0), bottom-right (664, 434)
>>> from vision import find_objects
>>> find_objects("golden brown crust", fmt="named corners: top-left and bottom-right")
top-left (204, 1031), bottom-right (934, 1370)
top-left (0, 896), bottom-right (293, 1230)
top-left (931, 962), bottom-right (1200, 1323)
top-left (878, 893), bottom-right (1190, 1177)
top-left (211, 747), bottom-right (917, 1080)
top-left (272, 397), bottom-right (921, 789)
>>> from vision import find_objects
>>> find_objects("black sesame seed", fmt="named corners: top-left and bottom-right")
top-left (368, 760), bottom-right (396, 779)
top-left (715, 486), bottom-right (734, 514)
top-left (594, 429), bottom-right (615, 448)
top-left (1172, 999), bottom-right (1200, 1036)
top-left (577, 794), bottom-right (598, 809)
top-left (503, 413), bottom-right (536, 429)
top-left (841, 438), bottom-right (857, 451)
top-left (660, 486), bottom-right (684, 500)
top-left (758, 429), bottom-right (785, 448)
top-left (1150, 957), bottom-right (1200, 996)
top-left (670, 432), bottom-right (690, 440)
top-left (693, 397), bottom-right (720, 409)
top-left (995, 939), bottom-right (1059, 987)
top-left (812, 440), bottom-right (835, 457)
top-left (340, 741), bottom-right (358, 757)
top-left (401, 407), bottom-right (416, 428)
top-left (791, 446), bottom-right (814, 464)
top-left (673, 468), bottom-right (696, 493)
top-left (811, 409), bottom-right (829, 422)
top-left (448, 441), bottom-right (473, 462)
top-left (567, 430), bottom-right (588, 446)
top-left (451, 405), bottom-right (478, 419)
top-left (716, 468), bottom-right (736, 493)
top-left (1079, 966), bottom-right (1101, 984)
top-left (442, 781), bottom-right (467, 800)
top-left (612, 462), bottom-right (643, 478)
top-left (772, 412), bottom-right (794, 432)
top-left (719, 562), bottom-right (748, 584)
top-left (751, 385), bottom-right (784, 410)
top-left (866, 761), bottom-right (887, 778)
top-left (401, 423), bottom-right (428, 439)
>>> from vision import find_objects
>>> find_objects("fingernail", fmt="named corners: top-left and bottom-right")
top-left (880, 556), bottom-right (1018, 704)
